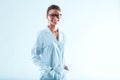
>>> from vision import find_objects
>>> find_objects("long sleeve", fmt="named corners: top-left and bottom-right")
top-left (31, 32), bottom-right (51, 70)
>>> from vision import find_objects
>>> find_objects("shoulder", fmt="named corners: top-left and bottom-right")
top-left (59, 29), bottom-right (66, 38)
top-left (58, 26), bottom-right (65, 37)
top-left (38, 27), bottom-right (48, 37)
top-left (59, 31), bottom-right (65, 38)
top-left (59, 30), bottom-right (66, 44)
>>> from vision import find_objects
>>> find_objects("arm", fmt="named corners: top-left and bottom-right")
top-left (62, 33), bottom-right (69, 71)
top-left (31, 33), bottom-right (51, 70)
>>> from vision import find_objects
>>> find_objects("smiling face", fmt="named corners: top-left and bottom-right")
top-left (47, 9), bottom-right (61, 26)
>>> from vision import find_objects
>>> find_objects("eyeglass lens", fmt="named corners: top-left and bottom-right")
top-left (48, 14), bottom-right (62, 17)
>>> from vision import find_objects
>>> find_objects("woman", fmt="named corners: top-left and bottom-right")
top-left (32, 4), bottom-right (68, 80)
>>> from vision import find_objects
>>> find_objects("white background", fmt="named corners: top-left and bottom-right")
top-left (0, 0), bottom-right (120, 80)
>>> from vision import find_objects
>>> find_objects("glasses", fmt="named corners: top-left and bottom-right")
top-left (48, 14), bottom-right (62, 18)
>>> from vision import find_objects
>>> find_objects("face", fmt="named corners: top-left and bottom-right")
top-left (47, 9), bottom-right (61, 26)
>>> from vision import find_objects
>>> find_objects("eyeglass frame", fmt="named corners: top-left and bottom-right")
top-left (48, 14), bottom-right (62, 18)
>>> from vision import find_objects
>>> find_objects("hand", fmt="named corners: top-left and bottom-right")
top-left (64, 66), bottom-right (69, 71)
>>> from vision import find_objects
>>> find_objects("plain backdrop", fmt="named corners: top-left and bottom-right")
top-left (0, 0), bottom-right (120, 80)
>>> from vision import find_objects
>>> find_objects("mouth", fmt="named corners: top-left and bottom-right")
top-left (53, 21), bottom-right (57, 24)
top-left (52, 20), bottom-right (58, 24)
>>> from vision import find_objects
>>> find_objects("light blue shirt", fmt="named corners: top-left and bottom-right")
top-left (32, 27), bottom-right (66, 80)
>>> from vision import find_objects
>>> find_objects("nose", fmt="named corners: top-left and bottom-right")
top-left (53, 15), bottom-right (59, 19)
top-left (53, 16), bottom-right (59, 21)
top-left (53, 16), bottom-right (58, 19)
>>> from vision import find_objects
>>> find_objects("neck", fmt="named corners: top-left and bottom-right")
top-left (48, 24), bottom-right (58, 32)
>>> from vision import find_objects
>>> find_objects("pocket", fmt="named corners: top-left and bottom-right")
top-left (40, 70), bottom-right (55, 80)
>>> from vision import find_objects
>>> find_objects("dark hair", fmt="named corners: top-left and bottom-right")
top-left (47, 4), bottom-right (61, 15)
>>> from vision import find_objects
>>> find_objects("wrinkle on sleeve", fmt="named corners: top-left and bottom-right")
top-left (31, 32), bottom-right (51, 70)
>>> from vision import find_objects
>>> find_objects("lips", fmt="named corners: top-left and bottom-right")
top-left (52, 20), bottom-right (58, 24)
